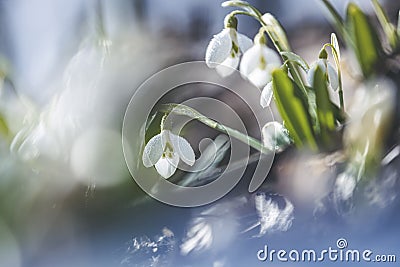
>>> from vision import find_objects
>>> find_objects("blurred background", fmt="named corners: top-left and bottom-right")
top-left (0, 0), bottom-right (399, 266)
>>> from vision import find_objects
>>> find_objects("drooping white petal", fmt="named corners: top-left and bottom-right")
top-left (306, 65), bottom-right (316, 87)
top-left (327, 63), bottom-right (339, 91)
top-left (155, 153), bottom-right (179, 179)
top-left (260, 82), bottom-right (274, 108)
top-left (248, 68), bottom-right (271, 88)
top-left (241, 45), bottom-right (280, 88)
top-left (205, 29), bottom-right (232, 68)
top-left (236, 32), bottom-right (253, 53)
top-left (307, 60), bottom-right (326, 87)
top-left (170, 133), bottom-right (195, 166)
top-left (261, 47), bottom-right (281, 68)
top-left (215, 55), bottom-right (239, 77)
top-left (142, 133), bottom-right (163, 167)
top-left (240, 45), bottom-right (260, 77)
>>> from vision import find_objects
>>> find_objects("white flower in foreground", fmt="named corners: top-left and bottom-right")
top-left (142, 130), bottom-right (195, 179)
top-left (240, 35), bottom-right (281, 88)
top-left (262, 122), bottom-right (291, 151)
top-left (205, 17), bottom-right (253, 77)
top-left (307, 59), bottom-right (339, 91)
top-left (260, 81), bottom-right (273, 108)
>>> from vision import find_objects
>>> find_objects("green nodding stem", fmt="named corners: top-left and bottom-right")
top-left (160, 113), bottom-right (168, 131)
top-left (224, 10), bottom-right (258, 28)
top-left (160, 104), bottom-right (271, 154)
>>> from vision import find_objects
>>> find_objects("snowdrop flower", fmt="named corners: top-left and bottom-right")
top-left (262, 121), bottom-right (291, 151)
top-left (205, 16), bottom-right (253, 77)
top-left (142, 130), bottom-right (195, 179)
top-left (260, 81), bottom-right (273, 108)
top-left (307, 49), bottom-right (339, 91)
top-left (240, 33), bottom-right (281, 88)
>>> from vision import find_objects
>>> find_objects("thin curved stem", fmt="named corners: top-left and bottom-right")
top-left (160, 103), bottom-right (271, 154)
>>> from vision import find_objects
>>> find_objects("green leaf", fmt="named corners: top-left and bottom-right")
top-left (281, 51), bottom-right (310, 71)
top-left (331, 101), bottom-right (347, 124)
top-left (320, 0), bottom-right (347, 40)
top-left (271, 69), bottom-right (317, 150)
top-left (371, 0), bottom-right (398, 49)
top-left (313, 65), bottom-right (336, 146)
top-left (347, 3), bottom-right (381, 78)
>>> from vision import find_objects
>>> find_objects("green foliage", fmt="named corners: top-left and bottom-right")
top-left (371, 0), bottom-right (399, 50)
top-left (346, 3), bottom-right (381, 78)
top-left (313, 65), bottom-right (336, 147)
top-left (271, 69), bottom-right (317, 150)
top-left (280, 51), bottom-right (310, 71)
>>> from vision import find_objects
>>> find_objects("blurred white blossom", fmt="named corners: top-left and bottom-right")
top-left (70, 127), bottom-right (128, 187)
top-left (255, 193), bottom-right (294, 235)
top-left (334, 171), bottom-right (356, 202)
top-left (180, 220), bottom-right (213, 255)
top-left (180, 197), bottom-right (245, 255)
top-left (344, 78), bottom-right (395, 169)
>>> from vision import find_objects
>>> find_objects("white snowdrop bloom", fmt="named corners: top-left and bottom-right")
top-left (240, 38), bottom-right (281, 88)
top-left (205, 28), bottom-right (253, 77)
top-left (260, 81), bottom-right (273, 108)
top-left (262, 121), bottom-right (290, 151)
top-left (142, 130), bottom-right (195, 179)
top-left (307, 59), bottom-right (339, 91)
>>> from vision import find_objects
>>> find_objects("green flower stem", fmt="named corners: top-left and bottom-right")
top-left (160, 113), bottom-right (168, 131)
top-left (226, 10), bottom-right (258, 21)
top-left (257, 20), bottom-right (308, 98)
top-left (160, 103), bottom-right (271, 154)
